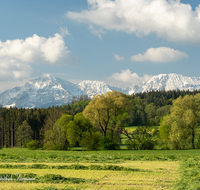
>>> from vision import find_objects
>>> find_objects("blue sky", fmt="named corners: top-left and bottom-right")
top-left (0, 0), bottom-right (200, 92)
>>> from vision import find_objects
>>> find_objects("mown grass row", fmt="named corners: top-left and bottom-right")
top-left (173, 158), bottom-right (200, 190)
top-left (33, 187), bottom-right (79, 190)
top-left (0, 173), bottom-right (96, 184)
top-left (0, 163), bottom-right (150, 172)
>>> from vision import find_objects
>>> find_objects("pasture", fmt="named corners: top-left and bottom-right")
top-left (0, 148), bottom-right (199, 189)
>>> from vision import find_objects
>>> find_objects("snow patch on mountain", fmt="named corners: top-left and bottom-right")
top-left (78, 80), bottom-right (112, 97)
top-left (1, 73), bottom-right (200, 108)
top-left (128, 73), bottom-right (200, 94)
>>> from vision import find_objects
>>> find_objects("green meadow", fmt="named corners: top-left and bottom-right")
top-left (0, 148), bottom-right (199, 189)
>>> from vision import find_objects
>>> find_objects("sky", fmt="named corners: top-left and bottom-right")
top-left (0, 0), bottom-right (200, 92)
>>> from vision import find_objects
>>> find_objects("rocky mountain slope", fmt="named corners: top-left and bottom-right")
top-left (1, 73), bottom-right (200, 108)
top-left (0, 74), bottom-right (124, 108)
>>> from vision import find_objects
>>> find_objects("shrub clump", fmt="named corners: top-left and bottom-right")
top-left (100, 133), bottom-right (120, 150)
top-left (26, 140), bottom-right (39, 150)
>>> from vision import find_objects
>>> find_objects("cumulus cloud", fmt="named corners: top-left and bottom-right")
top-left (66, 0), bottom-right (200, 43)
top-left (106, 69), bottom-right (152, 88)
top-left (0, 33), bottom-right (79, 64)
top-left (0, 33), bottom-right (80, 82)
top-left (114, 53), bottom-right (125, 61)
top-left (131, 47), bottom-right (188, 62)
top-left (0, 59), bottom-right (37, 81)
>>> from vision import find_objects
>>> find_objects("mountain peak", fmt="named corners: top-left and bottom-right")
top-left (41, 73), bottom-right (56, 81)
top-left (27, 74), bottom-right (60, 90)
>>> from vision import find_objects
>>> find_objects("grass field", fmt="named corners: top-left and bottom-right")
top-left (0, 148), bottom-right (199, 189)
top-left (0, 161), bottom-right (178, 190)
top-left (125, 126), bottom-right (137, 133)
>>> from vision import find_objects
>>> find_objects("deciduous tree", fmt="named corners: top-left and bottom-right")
top-left (83, 91), bottom-right (133, 138)
top-left (161, 95), bottom-right (200, 149)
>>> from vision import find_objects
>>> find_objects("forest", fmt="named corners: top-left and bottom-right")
top-left (1, 89), bottom-right (200, 150)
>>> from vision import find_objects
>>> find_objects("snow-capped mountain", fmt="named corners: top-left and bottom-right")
top-left (0, 74), bottom-right (80, 108)
top-left (1, 73), bottom-right (200, 108)
top-left (128, 73), bottom-right (200, 94)
top-left (0, 74), bottom-right (127, 108)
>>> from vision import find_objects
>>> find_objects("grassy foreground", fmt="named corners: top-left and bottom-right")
top-left (0, 148), bottom-right (199, 189)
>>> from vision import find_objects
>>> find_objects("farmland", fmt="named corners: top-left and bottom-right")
top-left (0, 148), bottom-right (200, 163)
top-left (0, 149), bottom-right (199, 189)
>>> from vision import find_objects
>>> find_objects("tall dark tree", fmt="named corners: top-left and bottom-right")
top-left (16, 120), bottom-right (33, 147)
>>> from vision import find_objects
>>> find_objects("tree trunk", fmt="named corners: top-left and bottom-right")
top-left (1, 126), bottom-right (3, 147)
top-left (10, 121), bottom-right (14, 147)
top-left (192, 128), bottom-right (195, 149)
top-left (3, 124), bottom-right (5, 147)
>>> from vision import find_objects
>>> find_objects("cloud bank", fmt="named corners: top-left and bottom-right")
top-left (131, 47), bottom-right (188, 62)
top-left (0, 33), bottom-right (80, 81)
top-left (67, 0), bottom-right (200, 43)
top-left (106, 69), bottom-right (152, 88)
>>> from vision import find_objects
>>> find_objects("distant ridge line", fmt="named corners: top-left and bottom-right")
top-left (1, 73), bottom-right (200, 108)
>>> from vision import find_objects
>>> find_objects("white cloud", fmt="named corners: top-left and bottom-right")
top-left (131, 47), bottom-right (188, 62)
top-left (114, 53), bottom-right (125, 61)
top-left (0, 59), bottom-right (37, 81)
top-left (0, 33), bottom-right (78, 64)
top-left (88, 25), bottom-right (105, 39)
top-left (66, 0), bottom-right (200, 43)
top-left (0, 33), bottom-right (80, 82)
top-left (59, 27), bottom-right (71, 36)
top-left (106, 69), bottom-right (152, 88)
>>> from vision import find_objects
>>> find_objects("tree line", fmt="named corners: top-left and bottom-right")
top-left (1, 89), bottom-right (200, 150)
top-left (0, 95), bottom-right (90, 148)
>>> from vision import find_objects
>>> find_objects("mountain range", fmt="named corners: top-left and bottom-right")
top-left (1, 73), bottom-right (200, 108)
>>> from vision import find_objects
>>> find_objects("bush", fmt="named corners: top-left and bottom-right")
top-left (195, 136), bottom-right (200, 149)
top-left (80, 131), bottom-right (102, 150)
top-left (126, 126), bottom-right (158, 150)
top-left (26, 140), bottom-right (39, 150)
top-left (161, 144), bottom-right (170, 150)
top-left (44, 142), bottom-right (68, 150)
top-left (127, 138), bottom-right (155, 150)
top-left (195, 141), bottom-right (200, 149)
top-left (100, 134), bottom-right (120, 150)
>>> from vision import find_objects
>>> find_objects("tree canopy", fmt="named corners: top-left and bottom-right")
top-left (83, 91), bottom-right (133, 141)
top-left (161, 94), bottom-right (200, 149)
